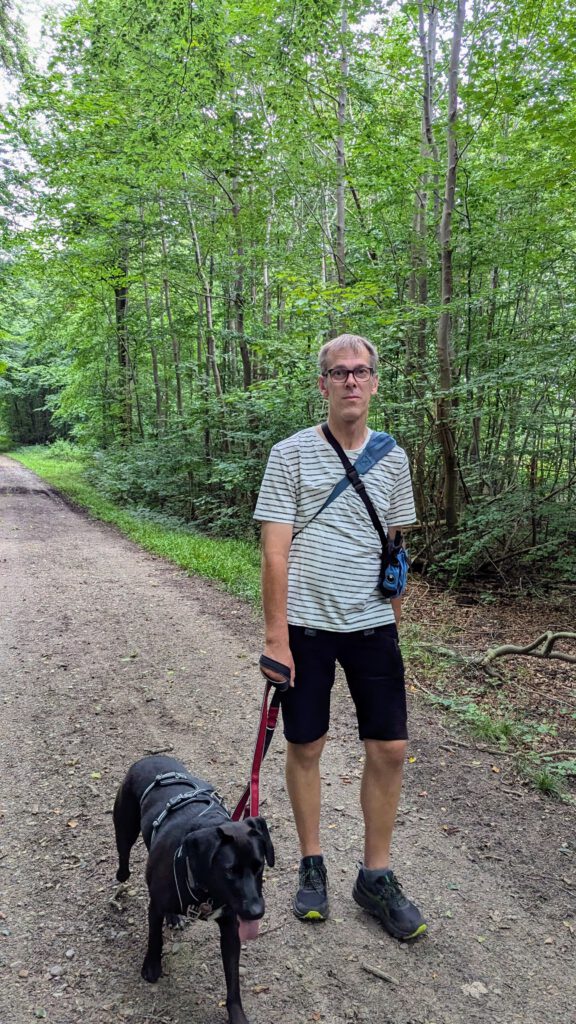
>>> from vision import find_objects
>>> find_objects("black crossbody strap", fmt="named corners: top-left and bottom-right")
top-left (321, 423), bottom-right (388, 547)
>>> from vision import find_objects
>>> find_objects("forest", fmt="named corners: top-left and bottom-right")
top-left (1, 0), bottom-right (575, 586)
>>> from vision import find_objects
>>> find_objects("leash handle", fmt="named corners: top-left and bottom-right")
top-left (258, 654), bottom-right (291, 692)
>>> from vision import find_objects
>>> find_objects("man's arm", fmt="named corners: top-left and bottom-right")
top-left (388, 525), bottom-right (410, 627)
top-left (261, 521), bottom-right (295, 685)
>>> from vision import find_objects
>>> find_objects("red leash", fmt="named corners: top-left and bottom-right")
top-left (232, 657), bottom-right (290, 821)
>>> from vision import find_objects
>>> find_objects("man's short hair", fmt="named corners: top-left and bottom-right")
top-left (318, 333), bottom-right (379, 375)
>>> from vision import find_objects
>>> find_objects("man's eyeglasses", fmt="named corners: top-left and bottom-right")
top-left (323, 365), bottom-right (374, 383)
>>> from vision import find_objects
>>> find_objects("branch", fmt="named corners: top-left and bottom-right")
top-left (362, 963), bottom-right (399, 985)
top-left (540, 749), bottom-right (576, 758)
top-left (481, 631), bottom-right (576, 666)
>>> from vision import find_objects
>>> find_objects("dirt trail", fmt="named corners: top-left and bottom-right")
top-left (0, 454), bottom-right (574, 1024)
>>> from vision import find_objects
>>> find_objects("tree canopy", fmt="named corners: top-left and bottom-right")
top-left (1, 0), bottom-right (575, 584)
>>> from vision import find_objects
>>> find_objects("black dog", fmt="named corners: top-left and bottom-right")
top-left (113, 755), bottom-right (274, 1024)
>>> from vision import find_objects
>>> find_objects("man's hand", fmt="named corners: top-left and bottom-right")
top-left (261, 641), bottom-right (295, 688)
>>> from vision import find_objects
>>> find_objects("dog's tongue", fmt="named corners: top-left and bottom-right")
top-left (238, 917), bottom-right (260, 942)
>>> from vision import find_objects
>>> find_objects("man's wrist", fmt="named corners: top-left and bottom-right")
top-left (265, 632), bottom-right (290, 647)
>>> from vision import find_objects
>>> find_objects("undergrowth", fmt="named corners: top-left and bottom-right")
top-left (402, 623), bottom-right (575, 801)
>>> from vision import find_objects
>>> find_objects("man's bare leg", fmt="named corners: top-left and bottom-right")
top-left (286, 735), bottom-right (330, 920)
top-left (355, 737), bottom-right (427, 939)
top-left (361, 738), bottom-right (406, 868)
top-left (285, 735), bottom-right (327, 856)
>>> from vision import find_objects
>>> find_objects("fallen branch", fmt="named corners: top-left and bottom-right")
top-left (419, 643), bottom-right (469, 662)
top-left (539, 748), bottom-right (576, 759)
top-left (481, 631), bottom-right (576, 666)
top-left (408, 676), bottom-right (443, 700)
top-left (258, 922), bottom-right (284, 938)
top-left (362, 962), bottom-right (399, 985)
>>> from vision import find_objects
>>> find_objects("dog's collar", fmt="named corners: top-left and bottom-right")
top-left (173, 844), bottom-right (224, 921)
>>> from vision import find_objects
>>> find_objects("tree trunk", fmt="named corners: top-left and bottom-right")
top-left (182, 184), bottom-right (224, 400)
top-left (334, 3), bottom-right (348, 289)
top-left (138, 214), bottom-right (164, 433)
top-left (231, 176), bottom-right (252, 389)
top-left (407, 2), bottom-right (440, 523)
top-left (436, 0), bottom-right (466, 534)
top-left (114, 248), bottom-right (131, 442)
top-left (158, 200), bottom-right (184, 419)
top-left (263, 193), bottom-right (274, 330)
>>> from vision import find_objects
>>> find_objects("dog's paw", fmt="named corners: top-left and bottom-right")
top-left (116, 867), bottom-right (130, 883)
top-left (165, 913), bottom-right (185, 930)
top-left (141, 958), bottom-right (162, 984)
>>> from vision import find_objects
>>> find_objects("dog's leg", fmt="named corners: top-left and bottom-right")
top-left (141, 900), bottom-right (164, 983)
top-left (113, 787), bottom-right (141, 883)
top-left (164, 913), bottom-right (184, 930)
top-left (217, 912), bottom-right (249, 1024)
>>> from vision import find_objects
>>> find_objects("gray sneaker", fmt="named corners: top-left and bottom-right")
top-left (353, 868), bottom-right (427, 940)
top-left (293, 855), bottom-right (329, 921)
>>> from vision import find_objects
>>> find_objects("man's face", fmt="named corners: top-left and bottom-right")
top-left (318, 346), bottom-right (379, 422)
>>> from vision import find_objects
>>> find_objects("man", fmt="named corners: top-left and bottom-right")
top-left (254, 333), bottom-right (426, 940)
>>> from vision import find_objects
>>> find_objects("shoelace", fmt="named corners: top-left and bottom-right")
top-left (301, 864), bottom-right (326, 892)
top-left (372, 872), bottom-right (409, 907)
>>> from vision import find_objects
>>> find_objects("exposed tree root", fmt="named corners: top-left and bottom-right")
top-left (480, 631), bottom-right (576, 666)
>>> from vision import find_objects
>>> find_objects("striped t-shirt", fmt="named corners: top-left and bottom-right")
top-left (254, 426), bottom-right (416, 631)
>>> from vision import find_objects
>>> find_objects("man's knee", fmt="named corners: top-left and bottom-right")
top-left (364, 738), bottom-right (407, 773)
top-left (287, 735), bottom-right (327, 768)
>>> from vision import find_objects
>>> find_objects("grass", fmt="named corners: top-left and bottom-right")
top-left (8, 445), bottom-right (262, 606)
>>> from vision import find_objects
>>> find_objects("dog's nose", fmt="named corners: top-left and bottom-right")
top-left (240, 899), bottom-right (265, 921)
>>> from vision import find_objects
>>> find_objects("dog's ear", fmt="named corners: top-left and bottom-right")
top-left (246, 816), bottom-right (275, 868)
top-left (184, 828), bottom-right (221, 871)
top-left (216, 823), bottom-right (239, 844)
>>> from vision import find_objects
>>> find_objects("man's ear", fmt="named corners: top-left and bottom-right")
top-left (246, 816), bottom-right (275, 867)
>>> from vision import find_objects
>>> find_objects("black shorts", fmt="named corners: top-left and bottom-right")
top-left (281, 623), bottom-right (408, 744)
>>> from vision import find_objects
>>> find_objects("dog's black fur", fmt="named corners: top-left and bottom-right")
top-left (113, 755), bottom-right (274, 1024)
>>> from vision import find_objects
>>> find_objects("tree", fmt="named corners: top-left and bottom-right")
top-left (1, 0), bottom-right (574, 577)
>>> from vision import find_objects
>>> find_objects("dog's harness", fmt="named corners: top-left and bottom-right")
top-left (141, 772), bottom-right (229, 844)
top-left (140, 771), bottom-right (199, 805)
top-left (140, 771), bottom-right (230, 920)
top-left (172, 844), bottom-right (225, 921)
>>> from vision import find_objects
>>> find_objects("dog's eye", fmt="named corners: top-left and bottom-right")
top-left (225, 864), bottom-right (244, 879)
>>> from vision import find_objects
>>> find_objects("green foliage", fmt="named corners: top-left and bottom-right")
top-left (523, 757), bottom-right (576, 800)
top-left (1, 0), bottom-right (575, 586)
top-left (83, 369), bottom-right (319, 536)
top-left (41, 438), bottom-right (82, 461)
top-left (432, 487), bottom-right (576, 590)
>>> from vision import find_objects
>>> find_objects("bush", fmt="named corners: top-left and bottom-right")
top-left (431, 486), bottom-right (576, 590)
top-left (86, 370), bottom-right (320, 538)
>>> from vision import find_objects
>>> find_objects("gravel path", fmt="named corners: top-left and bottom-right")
top-left (0, 454), bottom-right (574, 1024)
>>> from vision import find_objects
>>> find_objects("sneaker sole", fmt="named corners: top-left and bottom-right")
top-left (293, 903), bottom-right (329, 922)
top-left (352, 886), bottom-right (427, 941)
